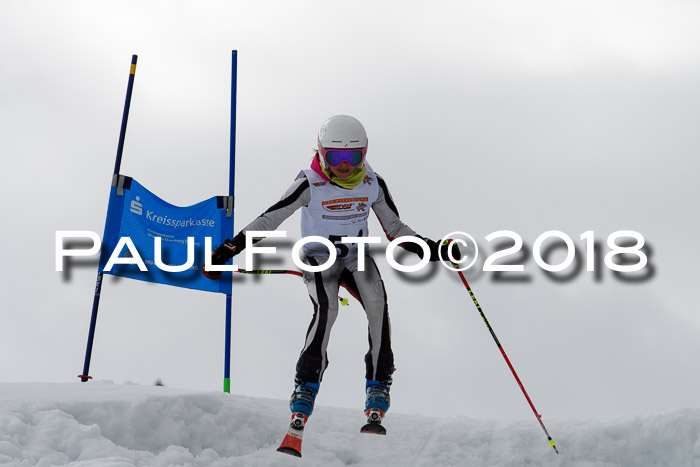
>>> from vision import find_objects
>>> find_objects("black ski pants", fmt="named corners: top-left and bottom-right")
top-left (295, 255), bottom-right (395, 384)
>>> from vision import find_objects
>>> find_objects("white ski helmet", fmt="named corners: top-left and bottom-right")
top-left (317, 115), bottom-right (368, 169)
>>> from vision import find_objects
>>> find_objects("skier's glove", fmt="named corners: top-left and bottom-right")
top-left (437, 239), bottom-right (462, 265)
top-left (202, 238), bottom-right (239, 280)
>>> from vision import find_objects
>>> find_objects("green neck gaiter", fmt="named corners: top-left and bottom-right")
top-left (321, 165), bottom-right (367, 189)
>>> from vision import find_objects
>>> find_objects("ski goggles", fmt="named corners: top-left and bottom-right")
top-left (319, 147), bottom-right (367, 168)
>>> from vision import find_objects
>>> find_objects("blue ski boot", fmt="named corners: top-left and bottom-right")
top-left (289, 378), bottom-right (320, 417)
top-left (361, 379), bottom-right (391, 435)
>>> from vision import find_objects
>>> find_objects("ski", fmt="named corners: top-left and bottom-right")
top-left (360, 408), bottom-right (386, 435)
top-left (277, 412), bottom-right (307, 457)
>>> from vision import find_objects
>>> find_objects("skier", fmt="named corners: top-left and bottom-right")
top-left (204, 115), bottom-right (460, 455)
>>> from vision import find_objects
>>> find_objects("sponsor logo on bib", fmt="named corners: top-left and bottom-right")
top-left (322, 197), bottom-right (369, 213)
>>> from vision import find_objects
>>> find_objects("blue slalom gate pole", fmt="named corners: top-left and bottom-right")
top-left (223, 50), bottom-right (238, 393)
top-left (79, 55), bottom-right (138, 382)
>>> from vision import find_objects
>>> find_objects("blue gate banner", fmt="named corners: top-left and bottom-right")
top-left (98, 175), bottom-right (234, 294)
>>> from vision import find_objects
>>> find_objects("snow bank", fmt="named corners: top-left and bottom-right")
top-left (0, 382), bottom-right (698, 466)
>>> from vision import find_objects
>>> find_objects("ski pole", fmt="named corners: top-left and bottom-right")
top-left (236, 269), bottom-right (303, 277)
top-left (452, 264), bottom-right (559, 454)
top-left (234, 269), bottom-right (350, 306)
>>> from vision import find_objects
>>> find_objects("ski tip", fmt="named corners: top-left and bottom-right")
top-left (360, 423), bottom-right (387, 435)
top-left (277, 446), bottom-right (302, 458)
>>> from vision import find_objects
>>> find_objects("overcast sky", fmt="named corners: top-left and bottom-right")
top-left (2, 0), bottom-right (700, 423)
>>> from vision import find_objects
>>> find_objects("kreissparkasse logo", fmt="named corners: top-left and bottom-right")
top-left (130, 196), bottom-right (143, 215)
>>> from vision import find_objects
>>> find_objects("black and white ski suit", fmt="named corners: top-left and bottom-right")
top-left (228, 162), bottom-right (434, 384)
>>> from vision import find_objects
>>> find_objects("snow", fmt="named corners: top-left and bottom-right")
top-left (0, 382), bottom-right (698, 466)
